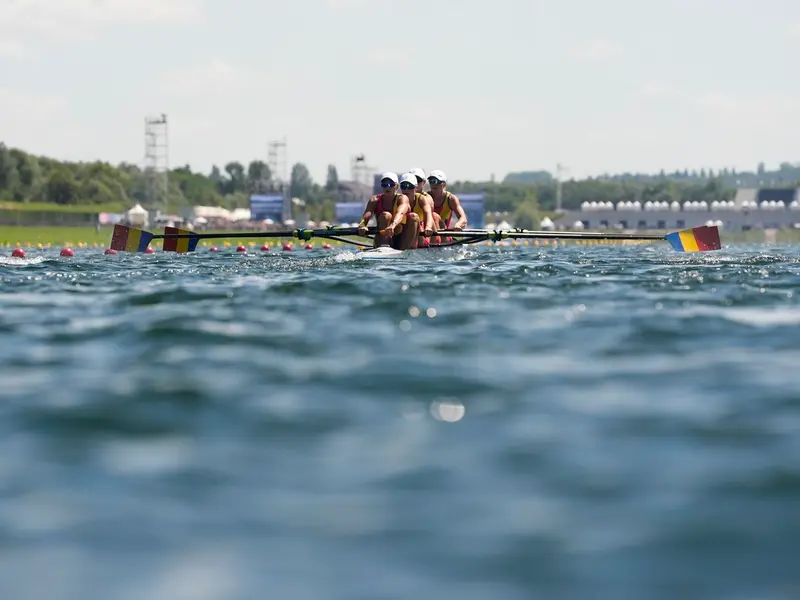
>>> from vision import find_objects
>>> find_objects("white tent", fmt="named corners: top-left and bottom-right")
top-left (229, 208), bottom-right (252, 222)
top-left (126, 203), bottom-right (148, 227)
top-left (539, 217), bottom-right (555, 230)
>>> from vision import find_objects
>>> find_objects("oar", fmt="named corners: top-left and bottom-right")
top-left (110, 224), bottom-right (378, 253)
top-left (437, 225), bottom-right (722, 252)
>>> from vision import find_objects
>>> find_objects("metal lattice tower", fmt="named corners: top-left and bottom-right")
top-left (144, 114), bottom-right (169, 209)
top-left (351, 154), bottom-right (375, 187)
top-left (555, 163), bottom-right (568, 213)
top-left (267, 137), bottom-right (288, 220)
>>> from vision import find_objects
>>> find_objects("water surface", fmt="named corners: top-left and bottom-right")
top-left (1, 242), bottom-right (799, 599)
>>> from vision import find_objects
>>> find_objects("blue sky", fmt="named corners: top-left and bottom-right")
top-left (1, 0), bottom-right (798, 183)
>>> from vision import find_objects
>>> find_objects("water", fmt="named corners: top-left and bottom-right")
top-left (1, 242), bottom-right (799, 600)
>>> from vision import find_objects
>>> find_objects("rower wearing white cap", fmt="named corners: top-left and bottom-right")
top-left (399, 172), bottom-right (434, 241)
top-left (427, 169), bottom-right (468, 234)
top-left (408, 167), bottom-right (429, 195)
top-left (357, 172), bottom-right (416, 249)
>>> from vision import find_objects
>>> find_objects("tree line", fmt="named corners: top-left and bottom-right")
top-left (2, 142), bottom-right (798, 224)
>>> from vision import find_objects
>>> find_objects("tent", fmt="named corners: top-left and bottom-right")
top-left (126, 203), bottom-right (148, 227)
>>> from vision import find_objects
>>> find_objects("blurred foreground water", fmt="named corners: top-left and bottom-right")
top-left (1, 243), bottom-right (799, 599)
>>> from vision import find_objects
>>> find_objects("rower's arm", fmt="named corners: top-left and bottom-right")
top-left (422, 194), bottom-right (435, 234)
top-left (449, 193), bottom-right (468, 230)
top-left (388, 195), bottom-right (410, 230)
top-left (358, 196), bottom-right (378, 229)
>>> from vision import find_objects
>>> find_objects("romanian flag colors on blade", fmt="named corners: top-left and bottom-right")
top-left (162, 227), bottom-right (200, 253)
top-left (664, 226), bottom-right (721, 252)
top-left (110, 224), bottom-right (154, 252)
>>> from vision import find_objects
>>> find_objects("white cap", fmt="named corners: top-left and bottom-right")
top-left (380, 172), bottom-right (398, 184)
top-left (429, 169), bottom-right (447, 182)
top-left (409, 167), bottom-right (426, 181)
top-left (399, 172), bottom-right (417, 186)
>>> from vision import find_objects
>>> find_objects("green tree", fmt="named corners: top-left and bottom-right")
top-left (46, 168), bottom-right (79, 205)
top-left (247, 160), bottom-right (271, 193)
top-left (325, 164), bottom-right (339, 191)
top-left (290, 162), bottom-right (313, 199)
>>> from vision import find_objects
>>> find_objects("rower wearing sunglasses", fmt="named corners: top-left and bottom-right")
top-left (407, 167), bottom-right (436, 246)
top-left (427, 170), bottom-right (468, 241)
top-left (357, 172), bottom-right (417, 249)
top-left (399, 172), bottom-right (435, 243)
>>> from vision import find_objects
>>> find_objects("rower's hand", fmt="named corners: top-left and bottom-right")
top-left (453, 223), bottom-right (464, 231)
top-left (379, 225), bottom-right (396, 237)
top-left (357, 225), bottom-right (368, 236)
top-left (423, 228), bottom-right (433, 237)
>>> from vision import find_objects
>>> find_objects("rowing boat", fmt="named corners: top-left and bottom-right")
top-left (108, 223), bottom-right (723, 255)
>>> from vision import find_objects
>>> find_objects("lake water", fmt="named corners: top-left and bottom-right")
top-left (1, 242), bottom-right (799, 599)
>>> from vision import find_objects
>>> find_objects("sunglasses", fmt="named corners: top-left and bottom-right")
top-left (400, 182), bottom-right (416, 190)
top-left (380, 180), bottom-right (396, 188)
top-left (427, 177), bottom-right (443, 185)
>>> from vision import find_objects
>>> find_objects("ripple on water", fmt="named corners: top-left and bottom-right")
top-left (0, 243), bottom-right (799, 598)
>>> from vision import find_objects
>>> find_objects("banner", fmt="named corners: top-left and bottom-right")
top-left (250, 194), bottom-right (284, 221)
top-left (458, 193), bottom-right (485, 228)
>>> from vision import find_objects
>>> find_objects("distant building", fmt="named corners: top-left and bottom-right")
top-left (553, 187), bottom-right (800, 231)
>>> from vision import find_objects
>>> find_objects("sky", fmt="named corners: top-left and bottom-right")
top-left (0, 0), bottom-right (798, 183)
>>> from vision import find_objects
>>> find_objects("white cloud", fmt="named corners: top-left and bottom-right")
top-left (325, 0), bottom-right (372, 9)
top-left (638, 82), bottom-right (681, 98)
top-left (366, 49), bottom-right (410, 66)
top-left (788, 22), bottom-right (800, 36)
top-left (569, 39), bottom-right (623, 61)
top-left (0, 39), bottom-right (30, 60)
top-left (157, 59), bottom-right (288, 96)
top-left (0, 88), bottom-right (65, 117)
top-left (0, 0), bottom-right (202, 56)
top-left (690, 93), bottom-right (798, 122)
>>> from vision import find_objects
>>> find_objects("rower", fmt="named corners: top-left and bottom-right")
top-left (409, 167), bottom-right (429, 195)
top-left (399, 172), bottom-right (434, 242)
top-left (427, 170), bottom-right (468, 238)
top-left (357, 172), bottom-right (416, 249)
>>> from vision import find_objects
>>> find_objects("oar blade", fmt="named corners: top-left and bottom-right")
top-left (665, 225), bottom-right (721, 252)
top-left (110, 224), bottom-right (154, 252)
top-left (162, 227), bottom-right (200, 253)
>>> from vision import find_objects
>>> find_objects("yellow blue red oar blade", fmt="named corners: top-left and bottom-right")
top-left (110, 224), bottom-right (155, 252)
top-left (162, 227), bottom-right (200, 253)
top-left (664, 225), bottom-right (721, 252)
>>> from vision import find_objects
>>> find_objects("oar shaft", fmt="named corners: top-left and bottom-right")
top-left (442, 229), bottom-right (666, 241)
top-left (156, 227), bottom-right (373, 240)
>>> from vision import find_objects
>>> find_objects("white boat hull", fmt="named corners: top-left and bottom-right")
top-left (359, 246), bottom-right (407, 260)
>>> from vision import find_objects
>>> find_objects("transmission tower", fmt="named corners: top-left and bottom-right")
top-left (268, 137), bottom-right (289, 221)
top-left (144, 114), bottom-right (169, 209)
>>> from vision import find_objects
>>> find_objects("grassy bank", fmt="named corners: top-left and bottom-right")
top-left (0, 226), bottom-right (112, 247)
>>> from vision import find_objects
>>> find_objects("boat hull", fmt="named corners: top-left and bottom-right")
top-left (358, 244), bottom-right (455, 260)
